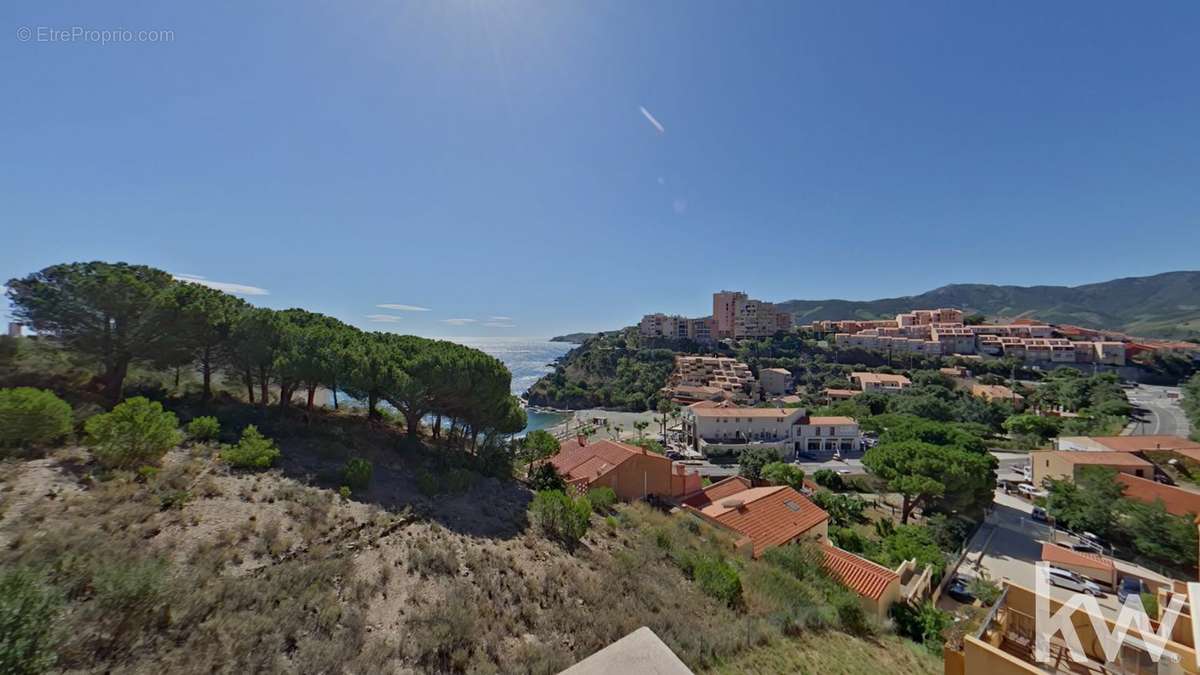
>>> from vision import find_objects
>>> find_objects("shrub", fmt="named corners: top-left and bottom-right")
top-left (186, 416), bottom-right (221, 442)
top-left (812, 468), bottom-right (845, 491)
top-left (528, 490), bottom-right (591, 550)
top-left (692, 555), bottom-right (743, 608)
top-left (968, 573), bottom-right (1002, 606)
top-left (0, 568), bottom-right (62, 675)
top-left (85, 396), bottom-right (182, 468)
top-left (760, 462), bottom-right (805, 489)
top-left (890, 601), bottom-right (951, 651)
top-left (0, 387), bottom-right (73, 450)
top-left (343, 458), bottom-right (373, 492)
top-left (519, 430), bottom-right (560, 462)
top-left (586, 486), bottom-right (618, 513)
top-left (737, 447), bottom-right (778, 480)
top-left (339, 485), bottom-right (352, 500)
top-left (528, 462), bottom-right (566, 492)
top-left (221, 425), bottom-right (281, 470)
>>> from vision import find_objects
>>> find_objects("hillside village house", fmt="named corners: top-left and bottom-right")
top-left (850, 371), bottom-right (911, 392)
top-left (547, 438), bottom-right (702, 502)
top-left (1030, 450), bottom-right (1154, 485)
top-left (680, 476), bottom-right (904, 619)
top-left (680, 404), bottom-right (860, 458)
top-left (758, 367), bottom-right (792, 396)
top-left (1054, 434), bottom-right (1200, 454)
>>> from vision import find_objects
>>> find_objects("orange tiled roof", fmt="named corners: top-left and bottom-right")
top-left (1116, 474), bottom-right (1200, 517)
top-left (807, 416), bottom-right (857, 426)
top-left (689, 407), bottom-right (800, 419)
top-left (1041, 543), bottom-right (1114, 573)
top-left (692, 485), bottom-right (828, 558)
top-left (824, 388), bottom-right (861, 398)
top-left (851, 372), bottom-right (911, 385)
top-left (820, 544), bottom-right (899, 600)
top-left (681, 475), bottom-right (753, 508)
top-left (548, 439), bottom-right (649, 484)
top-left (1042, 451), bottom-right (1153, 468)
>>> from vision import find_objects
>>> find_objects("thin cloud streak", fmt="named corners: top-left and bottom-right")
top-left (488, 316), bottom-right (513, 321)
top-left (639, 106), bottom-right (665, 134)
top-left (366, 314), bottom-right (404, 323)
top-left (484, 322), bottom-right (516, 328)
top-left (442, 318), bottom-right (477, 326)
top-left (376, 303), bottom-right (430, 312)
top-left (173, 274), bottom-right (269, 296)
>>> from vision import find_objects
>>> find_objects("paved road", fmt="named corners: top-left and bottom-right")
top-left (1126, 384), bottom-right (1191, 438)
top-left (682, 449), bottom-right (867, 479)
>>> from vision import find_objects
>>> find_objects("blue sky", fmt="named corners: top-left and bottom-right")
top-left (3, 1), bottom-right (1199, 338)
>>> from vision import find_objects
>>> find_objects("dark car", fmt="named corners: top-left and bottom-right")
top-left (1031, 506), bottom-right (1048, 522)
top-left (665, 450), bottom-right (683, 460)
top-left (946, 577), bottom-right (975, 604)
top-left (1118, 577), bottom-right (1144, 604)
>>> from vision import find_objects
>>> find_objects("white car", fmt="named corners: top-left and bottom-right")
top-left (1045, 566), bottom-right (1104, 596)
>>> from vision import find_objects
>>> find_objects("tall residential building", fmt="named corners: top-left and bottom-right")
top-left (712, 290), bottom-right (747, 339)
top-left (638, 314), bottom-right (715, 343)
top-left (713, 290), bottom-right (791, 339)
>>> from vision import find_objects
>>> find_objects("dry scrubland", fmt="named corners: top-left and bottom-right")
top-left (0, 406), bottom-right (940, 675)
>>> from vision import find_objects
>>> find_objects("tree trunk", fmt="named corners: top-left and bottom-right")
top-left (105, 359), bottom-right (130, 406)
top-left (306, 385), bottom-right (316, 411)
top-left (367, 392), bottom-right (379, 420)
top-left (331, 377), bottom-right (338, 410)
top-left (900, 495), bottom-right (914, 524)
top-left (405, 412), bottom-right (421, 439)
top-left (433, 415), bottom-right (442, 439)
top-left (244, 369), bottom-right (255, 404)
top-left (259, 366), bottom-right (269, 409)
top-left (174, 366), bottom-right (181, 391)
top-left (279, 384), bottom-right (292, 409)
top-left (201, 347), bottom-right (213, 402)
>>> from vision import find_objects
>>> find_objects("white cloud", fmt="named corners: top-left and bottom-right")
top-left (366, 314), bottom-right (404, 323)
top-left (488, 316), bottom-right (513, 321)
top-left (173, 274), bottom-right (269, 296)
top-left (484, 322), bottom-right (516, 328)
top-left (441, 318), bottom-right (477, 326)
top-left (376, 303), bottom-right (430, 312)
top-left (639, 105), bottom-right (665, 134)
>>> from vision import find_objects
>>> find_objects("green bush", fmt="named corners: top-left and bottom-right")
top-left (343, 458), bottom-right (373, 491)
top-left (220, 425), bottom-right (281, 470)
top-left (527, 462), bottom-right (566, 492)
top-left (692, 555), bottom-right (743, 608)
top-left (186, 416), bottom-right (221, 442)
top-left (890, 601), bottom-right (951, 651)
top-left (0, 387), bottom-right (73, 450)
top-left (586, 486), bottom-right (618, 513)
top-left (0, 568), bottom-right (62, 675)
top-left (528, 490), bottom-right (591, 550)
top-left (760, 462), bottom-right (805, 489)
top-left (84, 397), bottom-right (182, 468)
top-left (812, 468), bottom-right (845, 491)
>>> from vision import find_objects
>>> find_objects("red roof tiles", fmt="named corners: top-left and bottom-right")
top-left (684, 483), bottom-right (828, 558)
top-left (549, 439), bottom-right (644, 484)
top-left (820, 544), bottom-right (899, 601)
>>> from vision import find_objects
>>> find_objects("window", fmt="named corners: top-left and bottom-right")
top-left (783, 500), bottom-right (801, 512)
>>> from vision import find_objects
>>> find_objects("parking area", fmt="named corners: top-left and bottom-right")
top-left (944, 489), bottom-right (1171, 618)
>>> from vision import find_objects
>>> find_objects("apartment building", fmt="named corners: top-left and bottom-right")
top-left (680, 404), bottom-right (861, 457)
top-left (713, 290), bottom-right (791, 339)
top-left (1030, 450), bottom-right (1153, 485)
top-left (758, 367), bottom-right (792, 396)
top-left (850, 372), bottom-right (911, 392)
top-left (665, 356), bottom-right (759, 403)
top-left (834, 333), bottom-right (944, 356)
top-left (896, 308), bottom-right (964, 326)
top-left (637, 313), bottom-right (716, 343)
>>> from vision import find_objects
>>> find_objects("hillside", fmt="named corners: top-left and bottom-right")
top-left (777, 271), bottom-right (1200, 339)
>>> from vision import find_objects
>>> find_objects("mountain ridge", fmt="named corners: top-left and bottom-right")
top-left (776, 271), bottom-right (1200, 339)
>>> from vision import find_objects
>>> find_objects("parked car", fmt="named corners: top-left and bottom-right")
top-left (946, 577), bottom-right (975, 604)
top-left (1045, 566), bottom-right (1104, 596)
top-left (665, 450), bottom-right (682, 460)
top-left (1031, 506), bottom-right (1048, 522)
top-left (1117, 577), bottom-right (1144, 604)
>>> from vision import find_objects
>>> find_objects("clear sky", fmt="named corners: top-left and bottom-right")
top-left (4, 1), bottom-right (1199, 338)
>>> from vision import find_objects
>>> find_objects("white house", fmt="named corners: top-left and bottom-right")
top-left (680, 404), bottom-right (861, 458)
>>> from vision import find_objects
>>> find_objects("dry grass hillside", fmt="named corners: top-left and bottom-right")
top-left (0, 404), bottom-right (940, 674)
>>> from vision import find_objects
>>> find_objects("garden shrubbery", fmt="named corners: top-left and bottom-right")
top-left (343, 458), bottom-right (373, 492)
top-left (528, 490), bottom-right (591, 550)
top-left (0, 387), bottom-right (73, 451)
top-left (0, 567), bottom-right (62, 675)
top-left (220, 425), bottom-right (281, 470)
top-left (586, 486), bottom-right (617, 513)
top-left (185, 416), bottom-right (221, 443)
top-left (85, 397), bottom-right (182, 468)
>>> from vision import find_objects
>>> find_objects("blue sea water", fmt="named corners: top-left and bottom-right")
top-left (445, 337), bottom-right (573, 434)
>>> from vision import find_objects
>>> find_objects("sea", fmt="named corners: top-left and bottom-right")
top-left (446, 337), bottom-right (574, 434)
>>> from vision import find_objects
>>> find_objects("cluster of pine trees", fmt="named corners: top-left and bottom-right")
top-left (5, 262), bottom-right (525, 448)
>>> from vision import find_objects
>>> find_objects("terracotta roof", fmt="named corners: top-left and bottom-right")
top-left (851, 372), bottom-right (911, 385)
top-left (1085, 436), bottom-right (1200, 453)
top-left (687, 400), bottom-right (738, 410)
top-left (680, 475), bottom-right (753, 508)
top-left (820, 544), bottom-right (899, 600)
top-left (762, 368), bottom-right (791, 375)
top-left (688, 485), bottom-right (828, 557)
top-left (807, 416), bottom-right (857, 426)
top-left (548, 439), bottom-right (655, 484)
top-left (1040, 451), bottom-right (1152, 468)
top-left (1116, 474), bottom-right (1200, 517)
top-left (1041, 543), bottom-right (1114, 573)
top-left (824, 388), bottom-right (861, 398)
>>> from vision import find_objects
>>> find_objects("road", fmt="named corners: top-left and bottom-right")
top-left (682, 448), bottom-right (868, 479)
top-left (1126, 384), bottom-right (1192, 438)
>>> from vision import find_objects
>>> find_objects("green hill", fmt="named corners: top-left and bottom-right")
top-left (777, 271), bottom-right (1200, 339)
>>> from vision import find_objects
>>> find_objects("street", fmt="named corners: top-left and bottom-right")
top-left (1126, 384), bottom-right (1192, 438)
